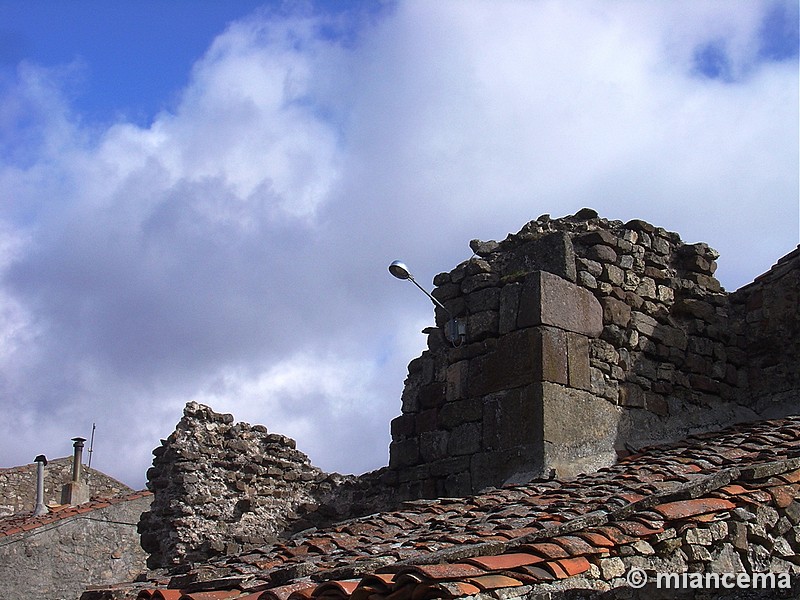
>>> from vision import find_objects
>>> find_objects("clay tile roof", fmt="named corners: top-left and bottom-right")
top-left (87, 416), bottom-right (800, 599)
top-left (0, 490), bottom-right (152, 538)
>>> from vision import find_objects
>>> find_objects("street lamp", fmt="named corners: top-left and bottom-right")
top-left (388, 260), bottom-right (466, 346)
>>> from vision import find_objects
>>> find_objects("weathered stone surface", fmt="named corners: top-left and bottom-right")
top-left (447, 422), bottom-right (482, 456)
top-left (600, 297), bottom-right (631, 328)
top-left (518, 271), bottom-right (603, 336)
top-left (482, 387), bottom-right (540, 452)
top-left (566, 332), bottom-right (591, 390)
top-left (539, 383), bottom-right (620, 478)
top-left (505, 231), bottom-right (577, 282)
top-left (467, 328), bottom-right (539, 396)
top-left (498, 282), bottom-right (522, 335)
top-left (538, 326), bottom-right (569, 385)
top-left (0, 494), bottom-right (151, 600)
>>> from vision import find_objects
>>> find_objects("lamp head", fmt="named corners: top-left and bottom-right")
top-left (388, 260), bottom-right (412, 280)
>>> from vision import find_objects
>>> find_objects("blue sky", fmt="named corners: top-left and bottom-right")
top-left (0, 1), bottom-right (797, 488)
top-left (0, 1), bottom-right (386, 124)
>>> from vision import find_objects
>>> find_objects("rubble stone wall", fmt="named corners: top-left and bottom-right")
top-left (138, 402), bottom-right (394, 568)
top-left (387, 210), bottom-right (799, 497)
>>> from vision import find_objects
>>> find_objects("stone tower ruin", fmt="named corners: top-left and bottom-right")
top-left (139, 210), bottom-right (799, 567)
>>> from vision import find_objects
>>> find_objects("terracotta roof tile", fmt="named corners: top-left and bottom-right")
top-left (554, 556), bottom-right (592, 577)
top-left (312, 580), bottom-right (360, 598)
top-left (652, 498), bottom-right (736, 520)
top-left (399, 563), bottom-right (486, 581)
top-left (551, 535), bottom-right (597, 556)
top-left (614, 519), bottom-right (664, 537)
top-left (512, 564), bottom-right (555, 582)
top-left (466, 573), bottom-right (525, 591)
top-left (260, 582), bottom-right (317, 600)
top-left (462, 552), bottom-right (543, 570)
top-left (151, 589), bottom-right (184, 600)
top-left (179, 592), bottom-right (241, 600)
top-left (780, 468), bottom-right (800, 484)
top-left (768, 485), bottom-right (799, 508)
top-left (719, 484), bottom-right (752, 495)
top-left (589, 526), bottom-right (636, 545)
top-left (575, 531), bottom-right (615, 549)
top-left (541, 560), bottom-right (569, 579)
top-left (287, 586), bottom-right (317, 600)
top-left (0, 489), bottom-right (152, 538)
top-left (416, 580), bottom-right (480, 599)
top-left (517, 541), bottom-right (570, 559)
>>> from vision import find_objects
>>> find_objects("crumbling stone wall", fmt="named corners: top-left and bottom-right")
top-left (0, 457), bottom-right (134, 517)
top-left (387, 210), bottom-right (799, 497)
top-left (138, 402), bottom-right (394, 568)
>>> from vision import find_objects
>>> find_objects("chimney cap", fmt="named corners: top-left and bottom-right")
top-left (34, 454), bottom-right (48, 465)
top-left (72, 437), bottom-right (87, 443)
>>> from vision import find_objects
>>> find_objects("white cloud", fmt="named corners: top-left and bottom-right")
top-left (0, 1), bottom-right (796, 487)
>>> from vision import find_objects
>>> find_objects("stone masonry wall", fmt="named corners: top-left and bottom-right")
top-left (0, 457), bottom-right (134, 517)
top-left (387, 209), bottom-right (799, 498)
top-left (730, 246), bottom-right (799, 417)
top-left (138, 402), bottom-right (394, 568)
top-left (0, 494), bottom-right (151, 600)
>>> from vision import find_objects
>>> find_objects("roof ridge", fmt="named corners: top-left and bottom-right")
top-left (0, 489), bottom-right (152, 538)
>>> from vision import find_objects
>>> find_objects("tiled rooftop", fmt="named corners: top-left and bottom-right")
top-left (0, 491), bottom-right (152, 538)
top-left (83, 415), bottom-right (800, 599)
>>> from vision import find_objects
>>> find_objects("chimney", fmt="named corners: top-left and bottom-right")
top-left (61, 437), bottom-right (89, 506)
top-left (33, 455), bottom-right (48, 516)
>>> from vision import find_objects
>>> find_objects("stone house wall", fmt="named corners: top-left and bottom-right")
top-left (386, 210), bottom-right (799, 498)
top-left (0, 457), bottom-right (134, 517)
top-left (0, 494), bottom-right (151, 600)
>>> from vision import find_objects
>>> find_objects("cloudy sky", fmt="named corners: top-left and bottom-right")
top-left (0, 1), bottom-right (797, 488)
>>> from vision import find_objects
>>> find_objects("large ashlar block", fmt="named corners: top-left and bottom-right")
top-left (467, 326), bottom-right (593, 396)
top-left (537, 382), bottom-right (620, 478)
top-left (517, 271), bottom-right (603, 337)
top-left (472, 382), bottom-right (619, 487)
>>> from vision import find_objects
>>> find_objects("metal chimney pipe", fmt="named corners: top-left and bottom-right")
top-left (71, 437), bottom-right (86, 483)
top-left (33, 455), bottom-right (48, 516)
